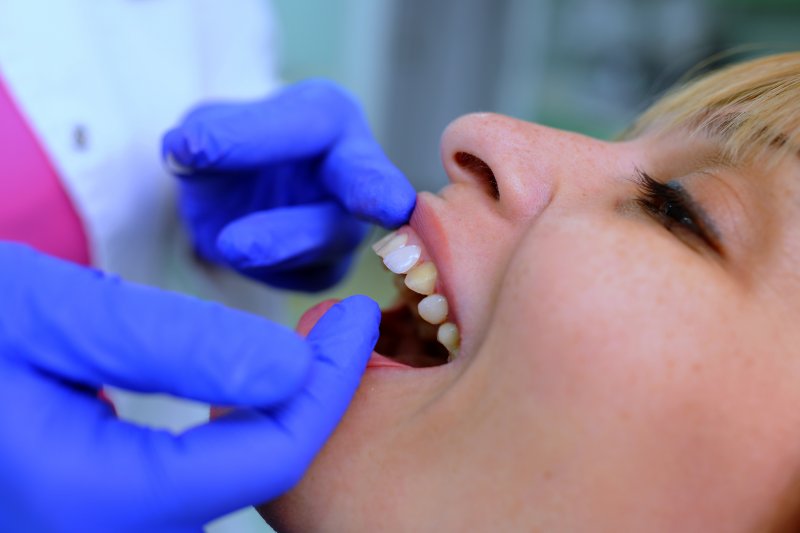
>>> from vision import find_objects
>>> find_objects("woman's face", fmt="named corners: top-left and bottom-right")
top-left (262, 113), bottom-right (800, 532)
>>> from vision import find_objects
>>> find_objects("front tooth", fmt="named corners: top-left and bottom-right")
top-left (375, 233), bottom-right (408, 258)
top-left (404, 262), bottom-right (437, 295)
top-left (384, 245), bottom-right (421, 274)
top-left (371, 231), bottom-right (397, 253)
top-left (418, 294), bottom-right (448, 324)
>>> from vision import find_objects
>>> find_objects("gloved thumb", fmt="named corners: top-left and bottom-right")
top-left (145, 296), bottom-right (380, 522)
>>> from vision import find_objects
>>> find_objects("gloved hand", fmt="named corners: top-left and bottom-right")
top-left (162, 79), bottom-right (416, 292)
top-left (0, 242), bottom-right (380, 532)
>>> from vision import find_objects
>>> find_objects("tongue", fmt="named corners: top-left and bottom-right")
top-left (296, 299), bottom-right (410, 369)
top-left (296, 299), bottom-right (339, 336)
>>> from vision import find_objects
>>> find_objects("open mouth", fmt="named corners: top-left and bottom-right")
top-left (370, 227), bottom-right (460, 368)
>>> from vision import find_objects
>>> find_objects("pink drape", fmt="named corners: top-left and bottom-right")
top-left (0, 74), bottom-right (90, 264)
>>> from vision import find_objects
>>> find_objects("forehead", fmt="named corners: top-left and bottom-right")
top-left (643, 118), bottom-right (800, 189)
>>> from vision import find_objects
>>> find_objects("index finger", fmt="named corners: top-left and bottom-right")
top-left (319, 133), bottom-right (417, 228)
top-left (161, 80), bottom-right (355, 173)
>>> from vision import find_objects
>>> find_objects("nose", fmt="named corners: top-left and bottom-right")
top-left (440, 112), bottom-right (613, 220)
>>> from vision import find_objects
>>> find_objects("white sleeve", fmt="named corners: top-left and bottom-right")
top-left (0, 0), bottom-right (285, 316)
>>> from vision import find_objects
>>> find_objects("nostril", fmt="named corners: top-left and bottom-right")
top-left (454, 152), bottom-right (500, 200)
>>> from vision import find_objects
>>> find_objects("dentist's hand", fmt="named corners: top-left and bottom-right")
top-left (162, 79), bottom-right (416, 292)
top-left (0, 242), bottom-right (380, 532)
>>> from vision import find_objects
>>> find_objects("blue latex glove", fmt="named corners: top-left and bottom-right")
top-left (0, 242), bottom-right (380, 532)
top-left (162, 79), bottom-right (416, 292)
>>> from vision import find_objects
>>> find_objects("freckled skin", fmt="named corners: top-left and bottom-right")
top-left (260, 113), bottom-right (800, 532)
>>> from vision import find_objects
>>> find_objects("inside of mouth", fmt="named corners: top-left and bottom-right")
top-left (375, 283), bottom-right (450, 368)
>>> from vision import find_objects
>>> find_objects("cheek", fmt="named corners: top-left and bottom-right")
top-left (475, 218), bottom-right (800, 523)
top-left (482, 218), bottom-right (749, 452)
top-left (492, 218), bottom-right (730, 367)
top-left (490, 235), bottom-right (720, 424)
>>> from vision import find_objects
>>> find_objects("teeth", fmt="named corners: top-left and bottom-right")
top-left (404, 262), bottom-right (437, 295)
top-left (418, 294), bottom-right (448, 324)
top-left (383, 245), bottom-right (421, 274)
top-left (375, 233), bottom-right (408, 258)
top-left (371, 231), bottom-right (398, 253)
top-left (374, 229), bottom-right (461, 363)
top-left (437, 322), bottom-right (460, 360)
top-left (437, 322), bottom-right (460, 348)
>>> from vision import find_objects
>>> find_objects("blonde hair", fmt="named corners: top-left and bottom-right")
top-left (624, 52), bottom-right (800, 167)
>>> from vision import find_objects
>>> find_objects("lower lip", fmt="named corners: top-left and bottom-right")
top-left (296, 299), bottom-right (414, 371)
top-left (367, 352), bottom-right (411, 369)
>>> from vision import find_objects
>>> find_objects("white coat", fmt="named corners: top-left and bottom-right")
top-left (0, 0), bottom-right (288, 428)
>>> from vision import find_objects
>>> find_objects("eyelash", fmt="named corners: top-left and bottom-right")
top-left (633, 170), bottom-right (713, 248)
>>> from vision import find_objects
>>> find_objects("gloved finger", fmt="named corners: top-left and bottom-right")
top-left (320, 133), bottom-right (417, 228)
top-left (216, 201), bottom-right (366, 272)
top-left (0, 363), bottom-right (206, 531)
top-left (162, 79), bottom-right (417, 228)
top-left (162, 79), bottom-right (356, 174)
top-left (0, 242), bottom-right (312, 407)
top-left (129, 296), bottom-right (380, 523)
top-left (0, 358), bottom-right (119, 528)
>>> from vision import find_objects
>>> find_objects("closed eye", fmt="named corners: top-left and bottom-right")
top-left (633, 170), bottom-right (722, 254)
